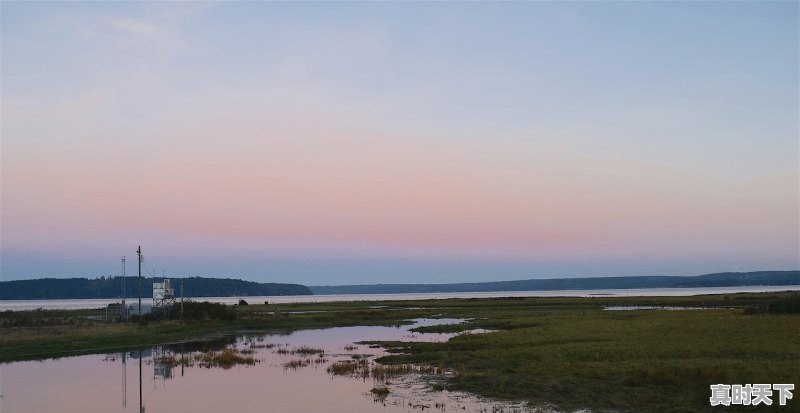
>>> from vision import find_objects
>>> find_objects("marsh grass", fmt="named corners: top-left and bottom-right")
top-left (2, 292), bottom-right (798, 413)
top-left (326, 359), bottom-right (440, 384)
top-left (327, 360), bottom-right (361, 376)
top-left (370, 386), bottom-right (390, 397)
top-left (371, 363), bottom-right (405, 382)
top-left (0, 304), bottom-right (433, 361)
top-left (377, 309), bottom-right (800, 413)
top-left (409, 323), bottom-right (470, 334)
top-left (249, 342), bottom-right (276, 349)
top-left (291, 346), bottom-right (325, 355)
top-left (152, 348), bottom-right (259, 370)
top-left (283, 358), bottom-right (312, 370)
top-left (196, 349), bottom-right (257, 369)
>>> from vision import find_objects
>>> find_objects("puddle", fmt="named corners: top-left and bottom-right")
top-left (0, 318), bottom-right (539, 413)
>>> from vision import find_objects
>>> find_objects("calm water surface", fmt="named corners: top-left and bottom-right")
top-left (0, 319), bottom-right (533, 413)
top-left (2, 285), bottom-right (797, 311)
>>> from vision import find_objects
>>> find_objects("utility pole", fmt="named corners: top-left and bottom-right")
top-left (137, 246), bottom-right (142, 325)
top-left (122, 256), bottom-right (127, 322)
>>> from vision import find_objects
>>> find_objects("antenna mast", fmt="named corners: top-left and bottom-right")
top-left (137, 246), bottom-right (142, 325)
top-left (121, 257), bottom-right (126, 302)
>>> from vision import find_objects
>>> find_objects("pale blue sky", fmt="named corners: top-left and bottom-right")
top-left (2, 1), bottom-right (798, 284)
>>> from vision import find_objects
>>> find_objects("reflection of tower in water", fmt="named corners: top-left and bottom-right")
top-left (139, 350), bottom-right (143, 413)
top-left (124, 348), bottom-right (148, 413)
top-left (122, 352), bottom-right (127, 408)
top-left (113, 346), bottom-right (186, 411)
top-left (109, 349), bottom-right (153, 412)
top-left (153, 346), bottom-right (174, 382)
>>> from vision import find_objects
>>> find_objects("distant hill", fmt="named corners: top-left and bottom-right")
top-left (310, 271), bottom-right (800, 295)
top-left (0, 276), bottom-right (312, 300)
top-left (3, 271), bottom-right (797, 300)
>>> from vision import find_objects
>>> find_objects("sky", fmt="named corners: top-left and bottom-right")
top-left (1, 1), bottom-right (798, 285)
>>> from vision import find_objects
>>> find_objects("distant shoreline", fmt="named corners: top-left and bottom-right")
top-left (2, 284), bottom-right (798, 311)
top-left (0, 276), bottom-right (312, 301)
top-left (310, 270), bottom-right (799, 294)
top-left (1, 270), bottom-right (796, 302)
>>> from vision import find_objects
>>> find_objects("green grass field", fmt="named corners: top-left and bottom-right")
top-left (379, 308), bottom-right (799, 412)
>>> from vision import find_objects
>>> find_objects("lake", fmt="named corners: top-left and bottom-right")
top-left (1, 285), bottom-right (798, 311)
top-left (0, 318), bottom-right (533, 413)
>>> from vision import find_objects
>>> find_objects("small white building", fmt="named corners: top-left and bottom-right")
top-left (153, 278), bottom-right (176, 308)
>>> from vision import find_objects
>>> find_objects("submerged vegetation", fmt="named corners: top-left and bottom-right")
top-left (370, 386), bottom-right (390, 397)
top-left (326, 359), bottom-right (434, 383)
top-left (327, 360), bottom-right (366, 377)
top-left (283, 358), bottom-right (312, 370)
top-left (291, 346), bottom-right (325, 355)
top-left (1, 291), bottom-right (798, 412)
top-left (196, 348), bottom-right (257, 369)
top-left (155, 348), bottom-right (258, 369)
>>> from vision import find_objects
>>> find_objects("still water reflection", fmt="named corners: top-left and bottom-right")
top-left (1, 319), bottom-right (533, 413)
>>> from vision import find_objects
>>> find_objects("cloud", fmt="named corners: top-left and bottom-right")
top-left (106, 17), bottom-right (159, 35)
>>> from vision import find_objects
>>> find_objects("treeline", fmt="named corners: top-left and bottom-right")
top-left (310, 271), bottom-right (800, 295)
top-left (0, 276), bottom-right (312, 300)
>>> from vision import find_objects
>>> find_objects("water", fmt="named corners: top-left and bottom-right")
top-left (0, 319), bottom-right (534, 413)
top-left (2, 285), bottom-right (797, 311)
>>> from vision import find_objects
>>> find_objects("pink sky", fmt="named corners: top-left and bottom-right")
top-left (1, 2), bottom-right (798, 283)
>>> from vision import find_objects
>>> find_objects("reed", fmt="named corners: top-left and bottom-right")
top-left (327, 360), bottom-right (360, 376)
top-left (196, 349), bottom-right (257, 369)
top-left (291, 346), bottom-right (325, 355)
top-left (282, 358), bottom-right (311, 370)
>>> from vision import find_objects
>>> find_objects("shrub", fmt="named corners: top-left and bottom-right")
top-left (768, 294), bottom-right (800, 314)
top-left (172, 301), bottom-right (236, 321)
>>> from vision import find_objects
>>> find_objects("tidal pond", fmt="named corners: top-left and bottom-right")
top-left (1, 319), bottom-right (535, 413)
